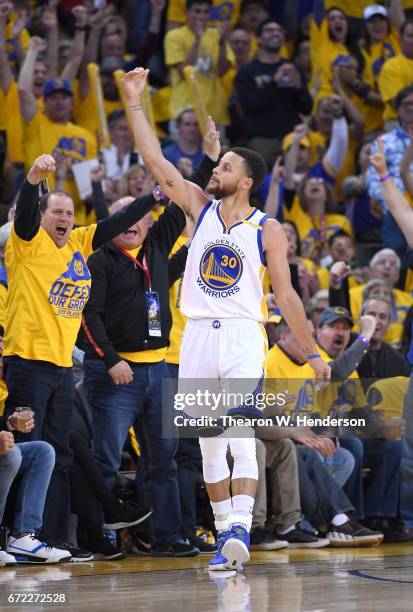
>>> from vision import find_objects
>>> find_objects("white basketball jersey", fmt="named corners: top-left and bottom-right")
top-left (181, 200), bottom-right (269, 321)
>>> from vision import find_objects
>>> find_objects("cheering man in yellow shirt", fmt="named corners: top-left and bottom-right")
top-left (3, 154), bottom-right (159, 557)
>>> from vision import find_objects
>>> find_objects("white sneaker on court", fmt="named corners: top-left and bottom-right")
top-left (7, 534), bottom-right (72, 564)
top-left (0, 549), bottom-right (17, 567)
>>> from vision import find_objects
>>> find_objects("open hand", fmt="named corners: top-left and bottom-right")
top-left (121, 68), bottom-right (149, 101)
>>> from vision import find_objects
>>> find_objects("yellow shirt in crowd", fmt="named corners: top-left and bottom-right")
top-left (167, 0), bottom-right (241, 27)
top-left (0, 283), bottom-right (7, 333)
top-left (23, 112), bottom-right (97, 225)
top-left (349, 284), bottom-right (413, 348)
top-left (310, 18), bottom-right (352, 103)
top-left (266, 343), bottom-right (364, 421)
top-left (0, 379), bottom-right (8, 416)
top-left (378, 53), bottom-right (413, 123)
top-left (166, 235), bottom-right (188, 366)
top-left (4, 224), bottom-right (96, 368)
top-left (165, 25), bottom-right (235, 124)
top-left (285, 200), bottom-right (353, 261)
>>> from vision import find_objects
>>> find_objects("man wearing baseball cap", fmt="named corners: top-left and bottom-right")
top-left (19, 75), bottom-right (97, 225)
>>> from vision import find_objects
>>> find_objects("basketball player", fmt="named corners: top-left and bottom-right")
top-left (121, 68), bottom-right (331, 571)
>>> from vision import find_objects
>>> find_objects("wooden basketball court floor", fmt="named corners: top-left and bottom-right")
top-left (1, 543), bottom-right (413, 611)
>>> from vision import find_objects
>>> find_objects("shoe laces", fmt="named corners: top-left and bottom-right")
top-left (29, 534), bottom-right (54, 552)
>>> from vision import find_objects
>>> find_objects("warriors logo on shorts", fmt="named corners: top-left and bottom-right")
top-left (199, 245), bottom-right (243, 291)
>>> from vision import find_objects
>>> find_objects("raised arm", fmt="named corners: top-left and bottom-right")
top-left (60, 6), bottom-right (88, 82)
top-left (262, 219), bottom-right (331, 384)
top-left (15, 154), bottom-right (56, 241)
top-left (120, 68), bottom-right (211, 219)
top-left (41, 2), bottom-right (59, 79)
top-left (17, 36), bottom-right (47, 121)
top-left (264, 156), bottom-right (283, 218)
top-left (369, 138), bottom-right (413, 246)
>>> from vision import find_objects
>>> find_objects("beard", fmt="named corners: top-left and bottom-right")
top-left (206, 178), bottom-right (237, 199)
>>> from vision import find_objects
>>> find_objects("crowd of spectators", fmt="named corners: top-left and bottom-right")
top-left (2, 0), bottom-right (413, 566)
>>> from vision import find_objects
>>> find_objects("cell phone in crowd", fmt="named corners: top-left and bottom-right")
top-left (94, 0), bottom-right (107, 9)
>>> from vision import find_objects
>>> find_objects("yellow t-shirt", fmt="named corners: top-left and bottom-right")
top-left (0, 283), bottom-right (7, 333)
top-left (167, 0), bottom-right (241, 27)
top-left (310, 18), bottom-right (352, 103)
top-left (166, 235), bottom-right (188, 365)
top-left (23, 112), bottom-right (98, 225)
top-left (349, 285), bottom-right (413, 348)
top-left (266, 343), bottom-right (364, 420)
top-left (285, 200), bottom-right (353, 262)
top-left (0, 379), bottom-right (8, 416)
top-left (117, 246), bottom-right (167, 364)
top-left (366, 376), bottom-right (409, 419)
top-left (378, 54), bottom-right (413, 123)
top-left (165, 25), bottom-right (235, 124)
top-left (4, 224), bottom-right (97, 367)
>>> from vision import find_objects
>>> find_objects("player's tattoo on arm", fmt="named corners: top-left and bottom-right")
top-left (130, 104), bottom-right (142, 111)
top-left (166, 179), bottom-right (175, 187)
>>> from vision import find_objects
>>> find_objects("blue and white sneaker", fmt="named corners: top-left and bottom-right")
top-left (7, 534), bottom-right (72, 564)
top-left (208, 529), bottom-right (232, 571)
top-left (221, 524), bottom-right (250, 571)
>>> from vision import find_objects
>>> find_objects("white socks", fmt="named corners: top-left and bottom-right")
top-left (331, 513), bottom-right (349, 527)
top-left (211, 495), bottom-right (255, 532)
top-left (211, 499), bottom-right (232, 532)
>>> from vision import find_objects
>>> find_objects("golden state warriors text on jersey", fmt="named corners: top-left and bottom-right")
top-left (197, 238), bottom-right (246, 298)
top-left (181, 200), bottom-right (269, 321)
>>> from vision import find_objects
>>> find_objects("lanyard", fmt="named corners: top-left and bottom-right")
top-left (119, 245), bottom-right (151, 290)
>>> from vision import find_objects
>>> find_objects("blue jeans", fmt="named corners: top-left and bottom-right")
top-left (83, 358), bottom-right (181, 547)
top-left (168, 363), bottom-right (202, 538)
top-left (314, 446), bottom-right (355, 487)
top-left (401, 373), bottom-right (413, 527)
top-left (4, 356), bottom-right (74, 542)
top-left (0, 441), bottom-right (55, 534)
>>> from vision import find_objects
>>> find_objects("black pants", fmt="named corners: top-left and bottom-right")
top-left (69, 432), bottom-right (107, 531)
top-left (5, 356), bottom-right (74, 542)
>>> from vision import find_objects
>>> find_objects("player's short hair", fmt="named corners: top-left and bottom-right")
top-left (39, 191), bottom-right (73, 213)
top-left (230, 147), bottom-right (267, 189)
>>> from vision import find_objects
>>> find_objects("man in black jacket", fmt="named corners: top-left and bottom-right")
top-left (235, 19), bottom-right (312, 167)
top-left (80, 193), bottom-right (198, 557)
